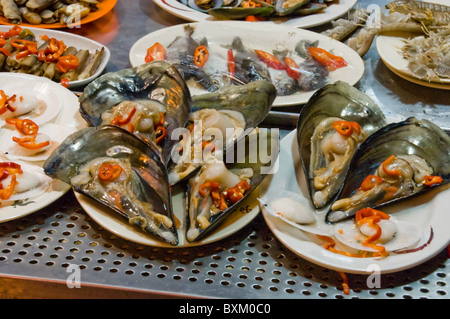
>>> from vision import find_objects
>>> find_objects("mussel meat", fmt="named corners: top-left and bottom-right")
top-left (168, 80), bottom-right (276, 185)
top-left (326, 117), bottom-right (450, 224)
top-left (297, 81), bottom-right (387, 209)
top-left (186, 128), bottom-right (279, 242)
top-left (78, 60), bottom-right (191, 165)
top-left (43, 125), bottom-right (179, 246)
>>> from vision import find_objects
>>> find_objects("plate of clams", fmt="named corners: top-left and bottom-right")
top-left (43, 61), bottom-right (280, 247)
top-left (259, 81), bottom-right (450, 274)
top-left (0, 73), bottom-right (86, 222)
top-left (130, 21), bottom-right (365, 107)
top-left (153, 0), bottom-right (358, 29)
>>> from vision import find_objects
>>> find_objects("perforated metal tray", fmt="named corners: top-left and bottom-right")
top-left (0, 189), bottom-right (448, 299)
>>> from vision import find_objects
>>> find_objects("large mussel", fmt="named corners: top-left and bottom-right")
top-left (185, 128), bottom-right (279, 242)
top-left (78, 60), bottom-right (191, 165)
top-left (168, 80), bottom-right (276, 186)
top-left (43, 125), bottom-right (179, 246)
top-left (326, 117), bottom-right (450, 224)
top-left (297, 81), bottom-right (387, 209)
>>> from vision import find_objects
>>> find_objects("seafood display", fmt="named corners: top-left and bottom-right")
top-left (43, 125), bottom-right (180, 246)
top-left (296, 81), bottom-right (387, 209)
top-left (139, 24), bottom-right (351, 101)
top-left (401, 28), bottom-right (450, 81)
top-left (345, 0), bottom-right (450, 57)
top-left (182, 0), bottom-right (338, 21)
top-left (326, 117), bottom-right (450, 223)
top-left (0, 25), bottom-right (105, 84)
top-left (186, 128), bottom-right (278, 242)
top-left (78, 60), bottom-right (191, 165)
top-left (168, 80), bottom-right (276, 185)
top-left (0, 0), bottom-right (104, 26)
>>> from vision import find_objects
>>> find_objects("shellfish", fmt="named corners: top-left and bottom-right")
top-left (78, 60), bottom-right (191, 165)
top-left (297, 81), bottom-right (387, 209)
top-left (326, 117), bottom-right (450, 224)
top-left (43, 125), bottom-right (179, 246)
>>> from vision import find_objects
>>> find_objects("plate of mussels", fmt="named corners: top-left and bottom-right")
top-left (259, 81), bottom-right (450, 274)
top-left (153, 0), bottom-right (358, 29)
top-left (0, 25), bottom-right (109, 88)
top-left (129, 21), bottom-right (365, 107)
top-left (43, 60), bottom-right (280, 247)
top-left (0, 73), bottom-right (86, 222)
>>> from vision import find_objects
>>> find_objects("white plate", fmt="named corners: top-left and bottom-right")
top-left (0, 73), bottom-right (86, 222)
top-left (376, 32), bottom-right (450, 86)
top-left (153, 0), bottom-right (358, 28)
top-left (75, 183), bottom-right (261, 248)
top-left (0, 26), bottom-right (110, 88)
top-left (130, 21), bottom-right (365, 107)
top-left (259, 129), bottom-right (450, 274)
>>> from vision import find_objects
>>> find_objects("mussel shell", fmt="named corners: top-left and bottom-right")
top-left (208, 4), bottom-right (274, 19)
top-left (275, 0), bottom-right (309, 16)
top-left (325, 117), bottom-right (450, 224)
top-left (186, 128), bottom-right (279, 242)
top-left (188, 0), bottom-right (223, 12)
top-left (43, 125), bottom-right (178, 245)
top-left (297, 81), bottom-right (387, 209)
top-left (78, 61), bottom-right (191, 165)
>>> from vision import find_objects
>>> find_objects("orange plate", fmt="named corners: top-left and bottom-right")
top-left (0, 0), bottom-right (118, 29)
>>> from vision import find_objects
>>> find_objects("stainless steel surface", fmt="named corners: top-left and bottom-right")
top-left (0, 0), bottom-right (448, 299)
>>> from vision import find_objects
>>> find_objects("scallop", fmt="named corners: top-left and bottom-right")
top-left (333, 216), bottom-right (422, 253)
top-left (259, 190), bottom-right (333, 237)
top-left (0, 160), bottom-right (52, 206)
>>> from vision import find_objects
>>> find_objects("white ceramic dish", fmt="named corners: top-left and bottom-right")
top-left (376, 32), bottom-right (450, 86)
top-left (0, 25), bottom-right (110, 88)
top-left (259, 129), bottom-right (450, 274)
top-left (75, 184), bottom-right (261, 248)
top-left (129, 21), bottom-right (365, 107)
top-left (0, 73), bottom-right (86, 222)
top-left (153, 0), bottom-right (358, 28)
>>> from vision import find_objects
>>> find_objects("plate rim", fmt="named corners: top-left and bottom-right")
top-left (0, 25), bottom-right (111, 88)
top-left (260, 129), bottom-right (450, 275)
top-left (129, 20), bottom-right (365, 107)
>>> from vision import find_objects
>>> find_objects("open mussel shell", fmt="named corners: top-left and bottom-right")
top-left (43, 125), bottom-right (179, 246)
top-left (185, 128), bottom-right (279, 242)
top-left (168, 80), bottom-right (276, 185)
top-left (326, 117), bottom-right (450, 224)
top-left (188, 0), bottom-right (223, 12)
top-left (297, 81), bottom-right (387, 209)
top-left (274, 0), bottom-right (309, 16)
top-left (78, 60), bottom-right (191, 165)
top-left (209, 1), bottom-right (274, 19)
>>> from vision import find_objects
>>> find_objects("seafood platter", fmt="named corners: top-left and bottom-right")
top-left (130, 21), bottom-right (365, 106)
top-left (0, 0), bottom-right (449, 298)
top-left (153, 0), bottom-right (359, 28)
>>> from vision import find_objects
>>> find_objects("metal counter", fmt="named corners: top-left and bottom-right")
top-left (0, 0), bottom-right (448, 299)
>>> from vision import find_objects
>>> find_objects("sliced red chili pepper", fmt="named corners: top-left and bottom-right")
top-left (194, 45), bottom-right (209, 68)
top-left (308, 47), bottom-right (348, 71)
top-left (0, 47), bottom-right (11, 57)
top-left (98, 163), bottom-right (123, 182)
top-left (332, 120), bottom-right (353, 137)
top-left (56, 55), bottom-right (79, 73)
top-left (423, 175), bottom-right (443, 187)
top-left (6, 118), bottom-right (39, 135)
top-left (359, 175), bottom-right (384, 191)
top-left (110, 107), bottom-right (137, 126)
top-left (284, 57), bottom-right (300, 80)
top-left (60, 78), bottom-right (70, 88)
top-left (382, 155), bottom-right (402, 177)
top-left (255, 49), bottom-right (285, 70)
top-left (145, 42), bottom-right (166, 63)
top-left (12, 136), bottom-right (50, 149)
top-left (227, 49), bottom-right (235, 78)
top-left (155, 126), bottom-right (167, 145)
top-left (0, 174), bottom-right (16, 200)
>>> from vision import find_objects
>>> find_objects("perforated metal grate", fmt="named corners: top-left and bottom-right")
top-left (0, 191), bottom-right (448, 299)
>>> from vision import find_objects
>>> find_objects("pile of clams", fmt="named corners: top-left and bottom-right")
top-left (44, 60), bottom-right (278, 246)
top-left (296, 81), bottom-right (450, 224)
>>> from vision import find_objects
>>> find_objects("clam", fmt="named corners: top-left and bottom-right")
top-left (78, 61), bottom-right (191, 165)
top-left (326, 117), bottom-right (450, 224)
top-left (168, 80), bottom-right (276, 185)
top-left (43, 125), bottom-right (179, 246)
top-left (185, 128), bottom-right (279, 242)
top-left (297, 81), bottom-right (387, 209)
